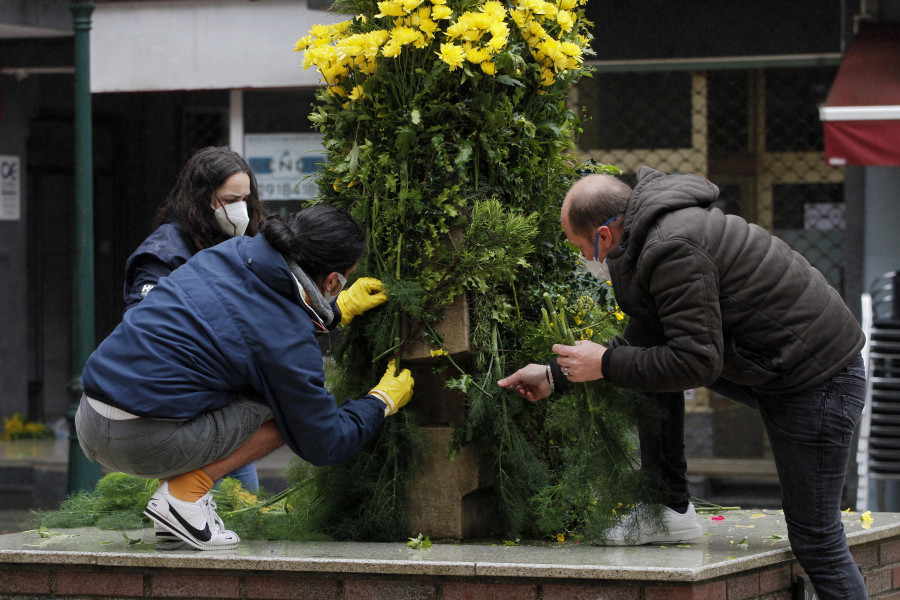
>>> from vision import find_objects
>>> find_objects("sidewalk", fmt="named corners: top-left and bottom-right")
top-left (1, 510), bottom-right (899, 599)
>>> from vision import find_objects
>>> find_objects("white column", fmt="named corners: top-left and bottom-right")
top-left (229, 89), bottom-right (244, 155)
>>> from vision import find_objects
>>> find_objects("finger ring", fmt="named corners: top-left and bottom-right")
top-left (563, 367), bottom-right (569, 376)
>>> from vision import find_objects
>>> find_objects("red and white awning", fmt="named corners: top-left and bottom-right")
top-left (820, 22), bottom-right (900, 167)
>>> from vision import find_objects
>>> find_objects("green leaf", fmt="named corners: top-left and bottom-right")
top-left (495, 74), bottom-right (524, 87)
top-left (346, 142), bottom-right (361, 174)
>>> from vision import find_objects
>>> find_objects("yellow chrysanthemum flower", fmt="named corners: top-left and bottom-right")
top-left (358, 59), bottom-right (378, 75)
top-left (310, 24), bottom-right (333, 40)
top-left (376, 0), bottom-right (405, 17)
top-left (359, 34), bottom-right (384, 59)
top-left (527, 20), bottom-right (547, 40)
top-left (556, 533), bottom-right (565, 542)
top-left (401, 0), bottom-right (424, 12)
top-left (561, 40), bottom-right (582, 57)
top-left (382, 40), bottom-right (403, 58)
top-left (540, 38), bottom-right (567, 71)
top-left (511, 9), bottom-right (528, 28)
top-left (486, 34), bottom-right (507, 53)
top-left (480, 60), bottom-right (496, 75)
top-left (432, 4), bottom-right (453, 19)
top-left (556, 9), bottom-right (574, 32)
top-left (293, 35), bottom-right (313, 52)
top-left (436, 42), bottom-right (465, 70)
top-left (489, 21), bottom-right (510, 37)
top-left (327, 85), bottom-right (347, 97)
top-left (419, 17), bottom-right (439, 37)
top-left (539, 68), bottom-right (555, 86)
top-left (558, 0), bottom-right (577, 9)
top-left (445, 21), bottom-right (467, 39)
top-left (465, 46), bottom-right (491, 64)
top-left (348, 85), bottom-right (365, 101)
top-left (482, 0), bottom-right (506, 19)
top-left (390, 25), bottom-right (420, 46)
top-left (430, 349), bottom-right (448, 357)
top-left (467, 12), bottom-right (492, 32)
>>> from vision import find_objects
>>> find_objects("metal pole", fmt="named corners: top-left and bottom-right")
top-left (67, 0), bottom-right (102, 494)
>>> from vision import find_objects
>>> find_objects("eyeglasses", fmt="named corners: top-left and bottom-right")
top-left (593, 213), bottom-right (622, 261)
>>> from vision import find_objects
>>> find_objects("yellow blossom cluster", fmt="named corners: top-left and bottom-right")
top-left (3, 413), bottom-right (52, 440)
top-left (293, 0), bottom-right (589, 99)
top-left (438, 1), bottom-right (509, 74)
top-left (510, 0), bottom-right (587, 85)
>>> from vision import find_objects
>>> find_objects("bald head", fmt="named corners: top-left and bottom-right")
top-left (562, 174), bottom-right (632, 238)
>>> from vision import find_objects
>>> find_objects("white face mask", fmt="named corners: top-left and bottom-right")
top-left (322, 272), bottom-right (346, 303)
top-left (214, 201), bottom-right (250, 237)
top-left (584, 258), bottom-right (610, 281)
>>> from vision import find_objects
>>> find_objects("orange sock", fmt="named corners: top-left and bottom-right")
top-left (166, 470), bottom-right (214, 503)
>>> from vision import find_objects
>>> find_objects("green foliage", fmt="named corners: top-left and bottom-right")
top-left (294, 414), bottom-right (425, 541)
top-left (30, 473), bottom-right (155, 530)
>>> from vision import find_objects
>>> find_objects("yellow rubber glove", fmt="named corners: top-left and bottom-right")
top-left (336, 277), bottom-right (388, 326)
top-left (368, 359), bottom-right (414, 417)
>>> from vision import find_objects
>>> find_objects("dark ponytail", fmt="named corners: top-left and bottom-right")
top-left (260, 204), bottom-right (365, 279)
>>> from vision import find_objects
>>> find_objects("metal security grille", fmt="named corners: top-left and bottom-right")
top-left (180, 107), bottom-right (228, 164)
top-left (574, 64), bottom-right (844, 294)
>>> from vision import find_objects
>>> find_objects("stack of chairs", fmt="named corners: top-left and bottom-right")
top-left (858, 271), bottom-right (900, 510)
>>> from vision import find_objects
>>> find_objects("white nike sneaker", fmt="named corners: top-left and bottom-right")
top-left (144, 481), bottom-right (240, 551)
top-left (600, 502), bottom-right (704, 545)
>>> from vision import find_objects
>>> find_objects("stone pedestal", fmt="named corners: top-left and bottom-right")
top-left (407, 427), bottom-right (498, 539)
top-left (401, 293), bottom-right (500, 539)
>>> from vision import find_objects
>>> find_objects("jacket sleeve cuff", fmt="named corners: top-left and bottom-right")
top-left (548, 356), bottom-right (572, 393)
top-left (601, 347), bottom-right (614, 380)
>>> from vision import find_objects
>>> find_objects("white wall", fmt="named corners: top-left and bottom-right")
top-left (91, 0), bottom-right (342, 92)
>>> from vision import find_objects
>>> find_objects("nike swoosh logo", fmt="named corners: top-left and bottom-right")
top-left (168, 505), bottom-right (213, 542)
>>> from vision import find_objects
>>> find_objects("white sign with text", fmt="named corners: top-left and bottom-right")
top-left (0, 156), bottom-right (21, 221)
top-left (245, 133), bottom-right (326, 202)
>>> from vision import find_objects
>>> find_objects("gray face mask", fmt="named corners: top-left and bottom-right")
top-left (213, 201), bottom-right (250, 237)
top-left (583, 257), bottom-right (610, 281)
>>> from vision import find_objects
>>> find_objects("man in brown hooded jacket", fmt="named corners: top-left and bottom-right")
top-left (499, 167), bottom-right (867, 600)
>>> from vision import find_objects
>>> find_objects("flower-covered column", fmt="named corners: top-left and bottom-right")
top-left (291, 0), bottom-right (656, 543)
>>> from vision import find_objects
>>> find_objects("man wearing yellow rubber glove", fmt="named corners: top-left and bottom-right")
top-left (336, 277), bottom-right (388, 326)
top-left (369, 359), bottom-right (414, 416)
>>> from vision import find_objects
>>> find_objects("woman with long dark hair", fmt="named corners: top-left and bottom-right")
top-left (123, 146), bottom-right (267, 310)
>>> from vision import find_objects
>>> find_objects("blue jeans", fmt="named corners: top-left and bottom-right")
top-left (220, 462), bottom-right (260, 492)
top-left (626, 325), bottom-right (868, 599)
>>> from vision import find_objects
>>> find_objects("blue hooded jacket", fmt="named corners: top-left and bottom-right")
top-left (83, 233), bottom-right (386, 466)
top-left (123, 222), bottom-right (195, 311)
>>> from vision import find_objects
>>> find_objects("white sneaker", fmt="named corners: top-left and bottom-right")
top-left (600, 503), bottom-right (703, 545)
top-left (144, 481), bottom-right (240, 551)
